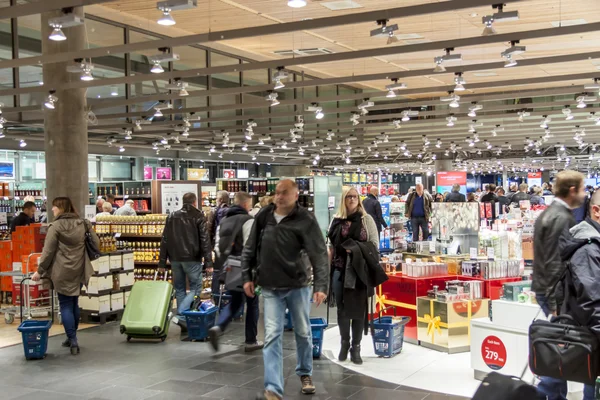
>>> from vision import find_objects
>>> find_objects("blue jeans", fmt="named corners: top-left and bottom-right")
top-left (58, 293), bottom-right (79, 343)
top-left (217, 290), bottom-right (259, 344)
top-left (535, 295), bottom-right (595, 400)
top-left (263, 287), bottom-right (313, 398)
top-left (171, 261), bottom-right (203, 317)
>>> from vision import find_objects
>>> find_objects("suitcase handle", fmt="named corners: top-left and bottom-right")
top-left (153, 270), bottom-right (168, 281)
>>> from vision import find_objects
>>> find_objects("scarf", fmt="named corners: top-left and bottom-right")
top-left (328, 211), bottom-right (363, 265)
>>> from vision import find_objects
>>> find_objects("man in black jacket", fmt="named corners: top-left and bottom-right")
top-left (362, 187), bottom-right (387, 237)
top-left (510, 183), bottom-right (531, 205)
top-left (10, 201), bottom-right (36, 232)
top-left (159, 192), bottom-right (213, 325)
top-left (445, 184), bottom-right (466, 202)
top-left (242, 179), bottom-right (328, 400)
top-left (479, 184), bottom-right (498, 203)
top-left (533, 171), bottom-right (586, 400)
top-left (209, 192), bottom-right (262, 353)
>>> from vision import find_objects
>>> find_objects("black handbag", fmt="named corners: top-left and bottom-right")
top-left (472, 372), bottom-right (545, 400)
top-left (529, 314), bottom-right (599, 385)
top-left (218, 223), bottom-right (245, 292)
top-left (83, 220), bottom-right (101, 260)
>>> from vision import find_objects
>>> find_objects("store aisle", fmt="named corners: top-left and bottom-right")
top-left (0, 318), bottom-right (471, 400)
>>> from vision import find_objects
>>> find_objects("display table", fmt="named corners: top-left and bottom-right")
top-left (417, 297), bottom-right (489, 353)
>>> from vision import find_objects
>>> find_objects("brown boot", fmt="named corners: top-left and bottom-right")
top-left (256, 390), bottom-right (282, 400)
top-left (300, 375), bottom-right (316, 394)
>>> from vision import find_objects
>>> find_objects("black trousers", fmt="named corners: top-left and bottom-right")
top-left (332, 269), bottom-right (363, 345)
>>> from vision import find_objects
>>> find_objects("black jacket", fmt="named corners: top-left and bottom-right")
top-left (209, 204), bottom-right (229, 248)
top-left (532, 200), bottom-right (576, 312)
top-left (511, 191), bottom-right (531, 205)
top-left (560, 218), bottom-right (600, 335)
top-left (215, 205), bottom-right (253, 270)
top-left (242, 203), bottom-right (329, 294)
top-left (362, 194), bottom-right (387, 233)
top-left (159, 203), bottom-right (213, 268)
top-left (10, 212), bottom-right (32, 232)
top-left (479, 192), bottom-right (498, 203)
top-left (445, 191), bottom-right (466, 203)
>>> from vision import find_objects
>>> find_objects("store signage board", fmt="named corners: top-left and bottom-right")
top-left (84, 205), bottom-right (96, 222)
top-left (481, 335), bottom-right (507, 370)
top-left (223, 169), bottom-right (235, 179)
top-left (161, 183), bottom-right (198, 215)
top-left (143, 166), bottom-right (153, 180)
top-left (156, 167), bottom-right (172, 180)
top-left (187, 168), bottom-right (210, 181)
top-left (527, 172), bottom-right (542, 188)
top-left (437, 171), bottom-right (467, 195)
top-left (35, 162), bottom-right (46, 179)
top-left (469, 248), bottom-right (478, 260)
top-left (328, 196), bottom-right (335, 209)
top-left (415, 176), bottom-right (422, 185)
top-left (237, 169), bottom-right (249, 179)
top-left (0, 161), bottom-right (15, 179)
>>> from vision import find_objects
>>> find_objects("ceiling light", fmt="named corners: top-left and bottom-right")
top-left (436, 139), bottom-right (442, 148)
top-left (584, 78), bottom-right (600, 91)
top-left (160, 137), bottom-right (168, 145)
top-left (154, 109), bottom-right (163, 117)
top-left (266, 91), bottom-right (279, 106)
top-left (482, 4), bottom-right (519, 36)
top-left (80, 66), bottom-right (94, 81)
top-left (49, 26), bottom-right (67, 41)
top-left (433, 48), bottom-right (462, 73)
top-left (218, 153), bottom-right (223, 159)
top-left (307, 103), bottom-right (324, 119)
top-left (19, 140), bottom-right (27, 148)
top-left (501, 40), bottom-right (526, 60)
top-left (274, 79), bottom-right (285, 90)
top-left (110, 85), bottom-right (118, 96)
top-left (385, 79), bottom-right (406, 91)
top-left (454, 72), bottom-right (466, 91)
top-left (179, 88), bottom-right (189, 96)
top-left (449, 99), bottom-right (459, 108)
top-left (118, 146), bottom-right (125, 152)
top-left (288, 0), bottom-right (307, 7)
top-left (370, 19), bottom-right (399, 45)
top-left (182, 128), bottom-right (189, 137)
top-left (124, 132), bottom-right (132, 140)
top-left (504, 54), bottom-right (517, 67)
top-left (44, 91), bottom-right (58, 109)
top-left (386, 90), bottom-right (396, 98)
top-left (151, 61), bottom-right (164, 74)
top-left (562, 106), bottom-right (574, 120)
top-left (157, 9), bottom-right (176, 25)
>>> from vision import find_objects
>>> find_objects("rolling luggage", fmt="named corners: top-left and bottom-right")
top-left (120, 271), bottom-right (174, 342)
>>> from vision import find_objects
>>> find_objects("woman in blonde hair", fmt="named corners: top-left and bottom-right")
top-left (327, 186), bottom-right (379, 365)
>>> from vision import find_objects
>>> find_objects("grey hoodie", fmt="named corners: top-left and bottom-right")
top-left (569, 220), bottom-right (600, 240)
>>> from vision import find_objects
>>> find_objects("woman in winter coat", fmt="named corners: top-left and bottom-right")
top-left (32, 197), bottom-right (98, 355)
top-left (327, 186), bottom-right (379, 365)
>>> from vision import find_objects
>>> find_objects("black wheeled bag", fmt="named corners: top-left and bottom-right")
top-left (528, 314), bottom-right (600, 385)
top-left (472, 372), bottom-right (544, 400)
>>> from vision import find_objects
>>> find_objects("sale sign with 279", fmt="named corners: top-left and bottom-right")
top-left (481, 335), bottom-right (507, 370)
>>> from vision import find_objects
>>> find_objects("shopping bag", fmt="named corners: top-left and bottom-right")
top-left (472, 372), bottom-right (544, 400)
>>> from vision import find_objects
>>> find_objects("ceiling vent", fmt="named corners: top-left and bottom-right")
top-left (273, 48), bottom-right (335, 56)
top-left (320, 1), bottom-right (362, 11)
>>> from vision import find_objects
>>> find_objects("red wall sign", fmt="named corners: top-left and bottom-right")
top-left (223, 169), bottom-right (236, 179)
top-left (437, 171), bottom-right (467, 186)
top-left (481, 335), bottom-right (507, 370)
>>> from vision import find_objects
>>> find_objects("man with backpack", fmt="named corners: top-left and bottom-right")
top-left (242, 179), bottom-right (329, 400)
top-left (557, 190), bottom-right (600, 400)
top-left (208, 191), bottom-right (262, 353)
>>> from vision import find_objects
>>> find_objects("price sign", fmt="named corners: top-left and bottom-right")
top-left (487, 247), bottom-right (495, 260)
top-left (469, 247), bottom-right (478, 260)
top-left (481, 335), bottom-right (507, 370)
top-left (429, 241), bottom-right (436, 253)
top-left (0, 212), bottom-right (7, 225)
top-left (84, 205), bottom-right (96, 222)
top-left (328, 196), bottom-right (335, 209)
top-left (223, 169), bottom-right (236, 179)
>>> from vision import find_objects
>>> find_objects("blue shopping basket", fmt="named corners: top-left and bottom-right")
top-left (183, 306), bottom-right (218, 341)
top-left (371, 306), bottom-right (410, 358)
top-left (17, 277), bottom-right (54, 360)
top-left (310, 317), bottom-right (328, 358)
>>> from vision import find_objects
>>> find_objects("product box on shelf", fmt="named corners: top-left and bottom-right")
top-left (502, 280), bottom-right (533, 302)
top-left (86, 275), bottom-right (113, 295)
top-left (79, 294), bottom-right (111, 314)
top-left (110, 291), bottom-right (124, 311)
top-left (109, 253), bottom-right (123, 271)
top-left (91, 255), bottom-right (110, 274)
top-left (122, 252), bottom-right (134, 271)
top-left (120, 271), bottom-right (134, 288)
top-left (416, 296), bottom-right (489, 353)
top-left (123, 288), bottom-right (132, 306)
top-left (0, 241), bottom-right (12, 270)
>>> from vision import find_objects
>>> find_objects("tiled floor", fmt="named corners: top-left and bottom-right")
top-left (0, 313), bottom-right (472, 400)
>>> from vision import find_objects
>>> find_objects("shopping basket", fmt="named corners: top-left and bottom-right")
top-left (17, 277), bottom-right (54, 360)
top-left (183, 306), bottom-right (218, 341)
top-left (371, 306), bottom-right (410, 358)
top-left (310, 317), bottom-right (328, 358)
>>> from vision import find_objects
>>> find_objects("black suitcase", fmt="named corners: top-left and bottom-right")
top-left (472, 372), bottom-right (545, 400)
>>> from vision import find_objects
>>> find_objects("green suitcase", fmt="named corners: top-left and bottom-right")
top-left (120, 275), bottom-right (174, 342)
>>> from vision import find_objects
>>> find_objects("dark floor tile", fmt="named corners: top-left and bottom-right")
top-left (12, 391), bottom-right (82, 400)
top-left (283, 378), bottom-right (363, 398)
top-left (86, 385), bottom-right (161, 400)
top-left (338, 374), bottom-right (399, 390)
top-left (241, 377), bottom-right (265, 390)
top-left (4, 385), bottom-right (36, 400)
top-left (349, 388), bottom-right (429, 400)
top-left (195, 372), bottom-right (258, 387)
top-left (201, 385), bottom-right (265, 399)
top-left (106, 374), bottom-right (169, 389)
top-left (149, 367), bottom-right (213, 382)
top-left (396, 385), bottom-right (431, 394)
top-left (146, 393), bottom-right (220, 400)
top-left (146, 379), bottom-right (223, 395)
top-left (192, 361), bottom-right (255, 374)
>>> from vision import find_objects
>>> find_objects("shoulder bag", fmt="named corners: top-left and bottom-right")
top-left (83, 220), bottom-right (101, 260)
top-left (219, 222), bottom-right (246, 292)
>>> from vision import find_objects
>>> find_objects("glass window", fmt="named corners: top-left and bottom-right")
top-left (129, 30), bottom-right (170, 97)
top-left (101, 157), bottom-right (132, 180)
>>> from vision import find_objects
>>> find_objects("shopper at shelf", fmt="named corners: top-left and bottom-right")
top-left (533, 170), bottom-right (586, 400)
top-left (479, 184), bottom-right (498, 203)
top-left (250, 195), bottom-right (272, 217)
top-left (362, 187), bottom-right (387, 237)
top-left (558, 190), bottom-right (600, 400)
top-left (10, 201), bottom-right (36, 232)
top-left (95, 198), bottom-right (104, 214)
top-left (530, 186), bottom-right (546, 206)
top-left (209, 191), bottom-right (263, 353)
top-left (327, 186), bottom-right (384, 365)
top-left (445, 184), bottom-right (466, 203)
top-left (510, 183), bottom-right (531, 206)
top-left (208, 190), bottom-right (230, 247)
top-left (405, 183), bottom-right (433, 242)
top-left (242, 179), bottom-right (328, 400)
top-left (106, 193), bottom-right (119, 213)
top-left (543, 182), bottom-right (553, 196)
top-left (158, 192), bottom-right (213, 329)
top-left (32, 197), bottom-right (98, 356)
top-left (115, 199), bottom-right (137, 216)
top-left (95, 202), bottom-right (113, 219)
top-left (506, 183), bottom-right (518, 201)
top-left (495, 187), bottom-right (510, 214)
top-left (466, 192), bottom-right (477, 202)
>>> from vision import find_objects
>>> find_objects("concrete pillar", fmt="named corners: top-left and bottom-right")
top-left (132, 157), bottom-right (144, 181)
top-left (502, 170), bottom-right (508, 189)
top-left (174, 158), bottom-right (181, 180)
top-left (42, 8), bottom-right (88, 218)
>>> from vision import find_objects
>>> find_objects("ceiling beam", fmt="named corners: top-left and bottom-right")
top-left (3, 20), bottom-right (600, 97)
top-left (0, 0), bottom-right (115, 19)
top-left (0, 0), bottom-right (527, 70)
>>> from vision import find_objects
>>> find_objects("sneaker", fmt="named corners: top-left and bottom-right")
top-left (61, 339), bottom-right (71, 348)
top-left (256, 390), bottom-right (282, 400)
top-left (300, 375), bottom-right (316, 395)
top-left (208, 326), bottom-right (222, 352)
top-left (244, 341), bottom-right (264, 352)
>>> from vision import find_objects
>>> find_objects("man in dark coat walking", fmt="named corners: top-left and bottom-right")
top-left (362, 187), bottom-right (387, 238)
